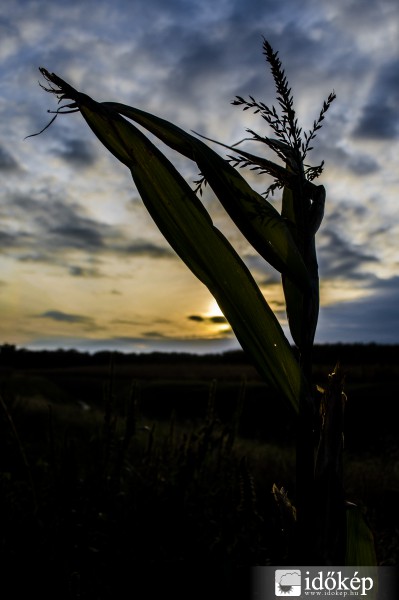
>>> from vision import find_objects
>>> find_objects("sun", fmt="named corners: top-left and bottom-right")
top-left (205, 298), bottom-right (225, 319)
top-left (200, 298), bottom-right (231, 336)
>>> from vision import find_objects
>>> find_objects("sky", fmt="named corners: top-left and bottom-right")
top-left (0, 0), bottom-right (398, 355)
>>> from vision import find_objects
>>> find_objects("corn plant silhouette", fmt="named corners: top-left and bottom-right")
top-left (32, 38), bottom-right (376, 567)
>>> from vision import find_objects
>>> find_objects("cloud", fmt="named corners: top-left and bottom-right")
top-left (352, 60), bottom-right (399, 139)
top-left (2, 192), bottom-right (110, 252)
top-left (354, 106), bottom-right (399, 140)
top-left (317, 276), bottom-right (399, 343)
top-left (188, 314), bottom-right (228, 325)
top-left (68, 265), bottom-right (102, 277)
top-left (315, 140), bottom-right (383, 176)
top-left (0, 191), bottom-right (175, 267)
top-left (0, 146), bottom-right (20, 171)
top-left (318, 227), bottom-right (378, 280)
top-left (124, 242), bottom-right (175, 259)
top-left (50, 223), bottom-right (105, 250)
top-left (318, 143), bottom-right (381, 176)
top-left (36, 310), bottom-right (96, 325)
top-left (0, 228), bottom-right (31, 248)
top-left (345, 153), bottom-right (380, 176)
top-left (55, 138), bottom-right (97, 168)
top-left (209, 316), bottom-right (227, 324)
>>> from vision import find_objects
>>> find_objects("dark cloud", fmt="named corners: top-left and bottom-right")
top-left (68, 265), bottom-right (101, 277)
top-left (354, 105), bottom-right (399, 140)
top-left (0, 146), bottom-right (20, 171)
top-left (353, 61), bottom-right (399, 139)
top-left (318, 228), bottom-right (378, 280)
top-left (124, 242), bottom-right (174, 258)
top-left (36, 310), bottom-right (96, 325)
top-left (69, 266), bottom-right (84, 276)
top-left (0, 228), bottom-right (31, 248)
top-left (209, 316), bottom-right (227, 324)
top-left (188, 314), bottom-right (228, 325)
top-left (49, 224), bottom-right (105, 251)
top-left (55, 138), bottom-right (97, 168)
top-left (2, 194), bottom-right (111, 254)
top-left (127, 1), bottom-right (321, 122)
top-left (1, 192), bottom-right (175, 263)
top-left (317, 143), bottom-right (381, 176)
top-left (333, 0), bottom-right (399, 29)
top-left (297, 135), bottom-right (381, 179)
top-left (345, 153), bottom-right (380, 176)
top-left (317, 276), bottom-right (399, 343)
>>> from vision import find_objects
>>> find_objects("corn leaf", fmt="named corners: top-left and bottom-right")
top-left (103, 102), bottom-right (311, 292)
top-left (80, 101), bottom-right (305, 410)
top-left (281, 168), bottom-right (320, 351)
top-left (281, 184), bottom-right (304, 347)
top-left (38, 71), bottom-right (306, 410)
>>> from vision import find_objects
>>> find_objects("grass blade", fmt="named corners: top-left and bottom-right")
top-left (346, 503), bottom-right (377, 568)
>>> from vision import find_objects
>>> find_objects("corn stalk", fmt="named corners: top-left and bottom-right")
top-left (32, 39), bottom-right (376, 566)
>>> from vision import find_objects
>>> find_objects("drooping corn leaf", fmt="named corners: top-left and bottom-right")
top-left (39, 70), bottom-right (307, 411)
top-left (110, 101), bottom-right (325, 351)
top-left (83, 106), bottom-right (303, 409)
top-left (102, 102), bottom-right (311, 293)
top-left (106, 102), bottom-right (296, 182)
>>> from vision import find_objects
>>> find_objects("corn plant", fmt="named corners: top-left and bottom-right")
top-left (33, 39), bottom-right (376, 567)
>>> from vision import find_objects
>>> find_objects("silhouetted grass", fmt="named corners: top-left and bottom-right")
top-left (1, 352), bottom-right (398, 597)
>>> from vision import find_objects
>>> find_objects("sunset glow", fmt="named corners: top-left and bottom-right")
top-left (1, 0), bottom-right (398, 352)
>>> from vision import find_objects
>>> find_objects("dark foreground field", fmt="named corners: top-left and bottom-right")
top-left (1, 344), bottom-right (398, 597)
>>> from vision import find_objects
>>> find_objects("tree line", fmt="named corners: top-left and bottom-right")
top-left (0, 342), bottom-right (398, 369)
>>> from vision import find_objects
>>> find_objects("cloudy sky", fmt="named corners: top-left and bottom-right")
top-left (0, 0), bottom-right (398, 354)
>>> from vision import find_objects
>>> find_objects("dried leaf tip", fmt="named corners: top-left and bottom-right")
top-left (25, 68), bottom-right (80, 139)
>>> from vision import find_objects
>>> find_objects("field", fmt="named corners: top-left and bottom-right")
top-left (1, 344), bottom-right (398, 598)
